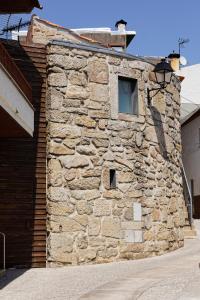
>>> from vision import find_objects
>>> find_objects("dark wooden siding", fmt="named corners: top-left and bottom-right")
top-left (0, 41), bottom-right (46, 268)
top-left (193, 195), bottom-right (200, 219)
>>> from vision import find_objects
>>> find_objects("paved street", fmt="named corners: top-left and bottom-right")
top-left (0, 223), bottom-right (200, 300)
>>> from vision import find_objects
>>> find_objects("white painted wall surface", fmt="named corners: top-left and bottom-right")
top-left (182, 115), bottom-right (200, 196)
top-left (179, 64), bottom-right (200, 104)
top-left (12, 30), bottom-right (28, 41)
top-left (0, 64), bottom-right (34, 136)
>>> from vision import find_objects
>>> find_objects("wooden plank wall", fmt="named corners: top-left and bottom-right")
top-left (193, 196), bottom-right (200, 219)
top-left (0, 41), bottom-right (46, 268)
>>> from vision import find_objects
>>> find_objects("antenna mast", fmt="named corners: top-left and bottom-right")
top-left (178, 37), bottom-right (190, 56)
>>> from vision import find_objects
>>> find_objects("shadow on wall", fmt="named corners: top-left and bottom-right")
top-left (150, 105), bottom-right (168, 160)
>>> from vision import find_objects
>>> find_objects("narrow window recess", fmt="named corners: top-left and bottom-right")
top-left (118, 76), bottom-right (138, 115)
top-left (110, 169), bottom-right (116, 189)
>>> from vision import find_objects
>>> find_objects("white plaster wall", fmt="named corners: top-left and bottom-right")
top-left (0, 64), bottom-right (34, 136)
top-left (179, 64), bottom-right (200, 104)
top-left (182, 115), bottom-right (200, 196)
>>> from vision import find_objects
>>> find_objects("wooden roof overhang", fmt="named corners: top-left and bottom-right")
top-left (0, 0), bottom-right (42, 14)
top-left (0, 42), bottom-right (32, 102)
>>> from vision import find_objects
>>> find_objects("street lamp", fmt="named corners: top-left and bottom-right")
top-left (147, 58), bottom-right (174, 106)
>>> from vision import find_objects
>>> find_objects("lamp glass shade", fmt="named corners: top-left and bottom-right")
top-left (165, 72), bottom-right (172, 84)
top-left (155, 71), bottom-right (165, 86)
top-left (154, 59), bottom-right (173, 87)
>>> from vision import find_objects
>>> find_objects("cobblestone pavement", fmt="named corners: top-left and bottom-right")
top-left (0, 223), bottom-right (200, 300)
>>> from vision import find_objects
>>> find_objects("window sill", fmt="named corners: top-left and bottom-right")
top-left (118, 113), bottom-right (139, 122)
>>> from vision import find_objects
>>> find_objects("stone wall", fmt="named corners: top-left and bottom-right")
top-left (29, 17), bottom-right (99, 46)
top-left (46, 43), bottom-right (187, 266)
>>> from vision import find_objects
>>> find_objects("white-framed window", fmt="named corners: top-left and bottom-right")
top-left (118, 76), bottom-right (138, 115)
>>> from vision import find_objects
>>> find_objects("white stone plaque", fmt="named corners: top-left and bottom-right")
top-left (133, 202), bottom-right (142, 221)
top-left (123, 229), bottom-right (143, 243)
top-left (123, 230), bottom-right (135, 243)
top-left (134, 230), bottom-right (143, 243)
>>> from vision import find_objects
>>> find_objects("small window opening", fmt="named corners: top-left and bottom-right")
top-left (118, 76), bottom-right (138, 115)
top-left (110, 169), bottom-right (116, 189)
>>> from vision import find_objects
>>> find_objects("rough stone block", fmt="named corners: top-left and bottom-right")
top-left (76, 233), bottom-right (88, 249)
top-left (76, 200), bottom-right (93, 215)
top-left (124, 208), bottom-right (133, 221)
top-left (70, 190), bottom-right (101, 201)
top-left (49, 216), bottom-right (84, 232)
top-left (78, 249), bottom-right (97, 263)
top-left (127, 190), bottom-right (143, 198)
top-left (89, 237), bottom-right (105, 247)
top-left (92, 138), bottom-right (109, 148)
top-left (48, 187), bottom-right (69, 202)
top-left (48, 72), bottom-right (67, 87)
top-left (68, 71), bottom-right (87, 86)
top-left (82, 128), bottom-right (109, 139)
top-left (48, 159), bottom-right (62, 173)
top-left (145, 126), bottom-right (158, 143)
top-left (47, 88), bottom-right (63, 110)
top-left (49, 141), bottom-right (74, 155)
top-left (49, 232), bottom-right (74, 254)
top-left (59, 155), bottom-right (89, 169)
top-left (49, 123), bottom-right (81, 139)
top-left (89, 82), bottom-right (109, 102)
top-left (87, 59), bottom-right (109, 84)
top-left (75, 115), bottom-right (96, 128)
top-left (73, 215), bottom-right (88, 227)
top-left (93, 199), bottom-right (112, 217)
top-left (47, 201), bottom-right (74, 216)
top-left (65, 85), bottom-right (89, 99)
top-left (68, 177), bottom-right (101, 190)
top-left (76, 145), bottom-right (96, 156)
top-left (103, 190), bottom-right (122, 199)
top-left (102, 217), bottom-right (121, 238)
top-left (98, 248), bottom-right (118, 258)
top-left (64, 169), bottom-right (77, 181)
top-left (88, 217), bottom-right (101, 236)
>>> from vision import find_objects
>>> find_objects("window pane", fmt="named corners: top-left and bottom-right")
top-left (118, 77), bottom-right (138, 114)
top-left (132, 81), bottom-right (138, 114)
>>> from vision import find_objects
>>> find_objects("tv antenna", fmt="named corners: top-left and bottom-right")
top-left (0, 14), bottom-right (31, 40)
top-left (178, 38), bottom-right (190, 56)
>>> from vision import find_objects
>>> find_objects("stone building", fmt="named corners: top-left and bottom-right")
top-left (0, 15), bottom-right (188, 267)
top-left (29, 16), bottom-right (186, 266)
top-left (45, 42), bottom-right (187, 266)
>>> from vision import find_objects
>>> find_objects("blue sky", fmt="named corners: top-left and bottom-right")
top-left (34, 0), bottom-right (199, 65)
